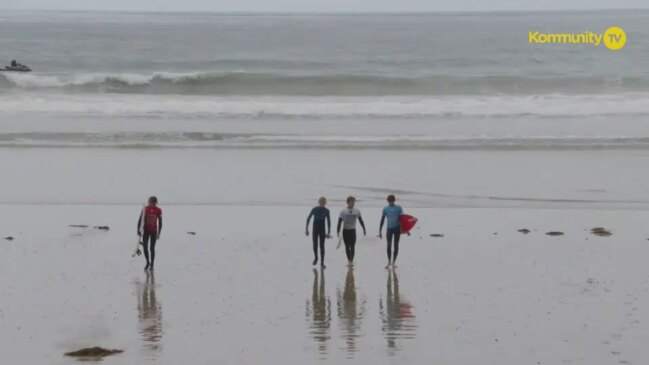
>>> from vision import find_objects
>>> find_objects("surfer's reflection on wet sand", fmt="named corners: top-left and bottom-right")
top-left (136, 271), bottom-right (163, 355)
top-left (336, 267), bottom-right (365, 359)
top-left (306, 268), bottom-right (331, 359)
top-left (380, 269), bottom-right (416, 355)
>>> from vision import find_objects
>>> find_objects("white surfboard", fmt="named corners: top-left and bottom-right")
top-left (132, 205), bottom-right (145, 257)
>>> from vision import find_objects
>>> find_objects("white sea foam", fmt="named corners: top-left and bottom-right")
top-left (0, 93), bottom-right (648, 119)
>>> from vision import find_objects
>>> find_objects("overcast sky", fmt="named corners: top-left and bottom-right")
top-left (1, 0), bottom-right (647, 12)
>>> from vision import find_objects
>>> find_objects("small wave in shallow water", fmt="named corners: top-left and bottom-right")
top-left (3, 132), bottom-right (649, 150)
top-left (1, 93), bottom-right (648, 119)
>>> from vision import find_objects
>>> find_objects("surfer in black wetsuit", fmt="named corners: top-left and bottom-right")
top-left (337, 196), bottom-right (366, 267)
top-left (306, 197), bottom-right (331, 268)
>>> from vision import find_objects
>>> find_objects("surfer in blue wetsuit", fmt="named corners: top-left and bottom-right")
top-left (306, 196), bottom-right (331, 268)
top-left (379, 195), bottom-right (403, 269)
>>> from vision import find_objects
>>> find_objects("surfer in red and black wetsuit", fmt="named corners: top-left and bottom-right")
top-left (138, 196), bottom-right (163, 271)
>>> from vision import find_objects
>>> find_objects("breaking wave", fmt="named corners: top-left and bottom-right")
top-left (1, 71), bottom-right (648, 96)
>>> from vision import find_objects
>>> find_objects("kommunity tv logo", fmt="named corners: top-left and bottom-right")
top-left (528, 26), bottom-right (626, 50)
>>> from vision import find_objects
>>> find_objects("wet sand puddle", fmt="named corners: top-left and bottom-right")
top-left (306, 268), bottom-right (417, 360)
top-left (136, 271), bottom-right (163, 357)
top-left (380, 270), bottom-right (417, 356)
top-left (336, 268), bottom-right (366, 359)
top-left (306, 268), bottom-right (332, 360)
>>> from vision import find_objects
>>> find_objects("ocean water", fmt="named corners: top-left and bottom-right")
top-left (1, 10), bottom-right (649, 149)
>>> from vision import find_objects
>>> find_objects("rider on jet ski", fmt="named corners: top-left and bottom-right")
top-left (6, 60), bottom-right (30, 71)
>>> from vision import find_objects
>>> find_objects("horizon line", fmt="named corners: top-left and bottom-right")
top-left (1, 7), bottom-right (648, 15)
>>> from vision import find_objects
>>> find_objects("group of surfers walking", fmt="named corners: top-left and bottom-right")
top-left (134, 194), bottom-right (405, 271)
top-left (306, 194), bottom-right (404, 270)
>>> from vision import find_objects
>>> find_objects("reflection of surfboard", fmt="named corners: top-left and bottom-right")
top-left (400, 214), bottom-right (418, 234)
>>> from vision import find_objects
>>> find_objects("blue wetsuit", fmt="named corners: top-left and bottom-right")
top-left (381, 204), bottom-right (403, 262)
top-left (307, 206), bottom-right (331, 265)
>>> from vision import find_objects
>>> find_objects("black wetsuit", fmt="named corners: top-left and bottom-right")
top-left (343, 229), bottom-right (356, 261)
top-left (142, 232), bottom-right (157, 267)
top-left (386, 228), bottom-right (401, 262)
top-left (306, 206), bottom-right (331, 265)
top-left (337, 208), bottom-right (366, 263)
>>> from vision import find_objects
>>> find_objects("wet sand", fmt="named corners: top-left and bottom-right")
top-left (1, 205), bottom-right (649, 364)
top-left (2, 144), bottom-right (649, 363)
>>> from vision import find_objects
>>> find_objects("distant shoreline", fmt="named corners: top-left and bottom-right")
top-left (1, 8), bottom-right (648, 16)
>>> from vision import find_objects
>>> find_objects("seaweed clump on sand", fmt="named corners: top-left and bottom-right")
top-left (93, 226), bottom-right (110, 231)
top-left (546, 231), bottom-right (564, 236)
top-left (517, 228), bottom-right (531, 234)
top-left (65, 347), bottom-right (123, 358)
top-left (590, 227), bottom-right (612, 237)
top-left (3, 236), bottom-right (13, 241)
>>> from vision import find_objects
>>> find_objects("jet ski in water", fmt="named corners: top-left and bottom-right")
top-left (1, 60), bottom-right (31, 72)
top-left (2, 65), bottom-right (31, 72)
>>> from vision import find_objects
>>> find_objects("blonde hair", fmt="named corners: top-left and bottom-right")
top-left (318, 196), bottom-right (327, 206)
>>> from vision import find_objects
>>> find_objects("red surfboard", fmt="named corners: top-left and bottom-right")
top-left (400, 214), bottom-right (418, 234)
